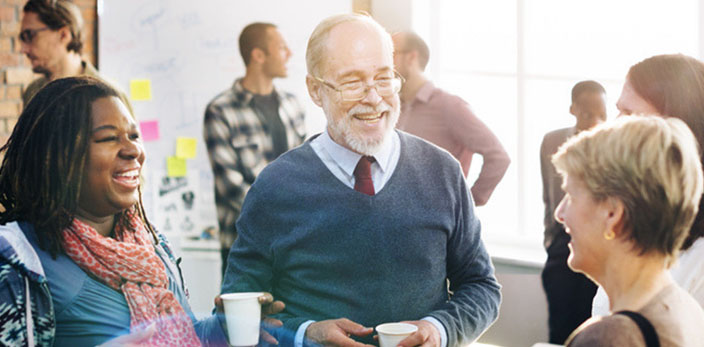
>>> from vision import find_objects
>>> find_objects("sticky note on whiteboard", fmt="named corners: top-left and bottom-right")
top-left (130, 79), bottom-right (152, 101)
top-left (167, 156), bottom-right (187, 177)
top-left (176, 137), bottom-right (197, 158)
top-left (139, 120), bottom-right (159, 142)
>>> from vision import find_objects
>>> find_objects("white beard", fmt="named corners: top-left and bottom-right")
top-left (328, 101), bottom-right (400, 156)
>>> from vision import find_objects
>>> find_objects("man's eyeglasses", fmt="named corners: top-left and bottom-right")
top-left (19, 27), bottom-right (50, 44)
top-left (313, 72), bottom-right (405, 102)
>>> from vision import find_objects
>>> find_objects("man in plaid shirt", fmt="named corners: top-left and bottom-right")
top-left (204, 22), bottom-right (306, 275)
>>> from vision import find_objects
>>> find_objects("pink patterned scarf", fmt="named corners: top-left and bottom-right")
top-left (61, 209), bottom-right (201, 346)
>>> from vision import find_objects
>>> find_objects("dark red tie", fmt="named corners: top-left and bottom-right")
top-left (354, 156), bottom-right (375, 196)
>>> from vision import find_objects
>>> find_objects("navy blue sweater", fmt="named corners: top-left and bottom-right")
top-left (222, 132), bottom-right (501, 347)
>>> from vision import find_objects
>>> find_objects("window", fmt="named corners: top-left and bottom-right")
top-left (417, 0), bottom-right (700, 251)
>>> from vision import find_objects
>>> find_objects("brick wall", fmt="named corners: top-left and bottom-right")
top-left (0, 0), bottom-right (97, 149)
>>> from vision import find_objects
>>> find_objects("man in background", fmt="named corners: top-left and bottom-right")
top-left (19, 0), bottom-right (132, 112)
top-left (540, 80), bottom-right (606, 344)
top-left (221, 13), bottom-right (500, 347)
top-left (392, 31), bottom-right (510, 206)
top-left (203, 22), bottom-right (306, 276)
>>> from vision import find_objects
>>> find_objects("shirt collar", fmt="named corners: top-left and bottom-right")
top-left (232, 78), bottom-right (279, 106)
top-left (319, 129), bottom-right (397, 176)
top-left (414, 81), bottom-right (435, 103)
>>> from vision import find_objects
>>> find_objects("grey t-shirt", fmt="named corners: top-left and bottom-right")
top-left (251, 92), bottom-right (287, 158)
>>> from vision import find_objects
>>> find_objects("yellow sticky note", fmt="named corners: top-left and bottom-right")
top-left (130, 79), bottom-right (152, 101)
top-left (167, 156), bottom-right (187, 177)
top-left (176, 137), bottom-right (197, 159)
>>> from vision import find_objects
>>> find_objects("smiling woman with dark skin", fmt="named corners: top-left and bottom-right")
top-left (0, 76), bottom-right (283, 346)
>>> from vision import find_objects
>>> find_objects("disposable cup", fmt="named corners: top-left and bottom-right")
top-left (221, 292), bottom-right (263, 346)
top-left (376, 322), bottom-right (418, 347)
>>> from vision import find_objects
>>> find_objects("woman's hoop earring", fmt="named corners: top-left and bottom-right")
top-left (604, 230), bottom-right (616, 240)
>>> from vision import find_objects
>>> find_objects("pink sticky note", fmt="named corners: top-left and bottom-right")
top-left (140, 120), bottom-right (160, 142)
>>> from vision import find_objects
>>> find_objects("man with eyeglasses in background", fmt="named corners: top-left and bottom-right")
top-left (19, 0), bottom-right (132, 114)
top-left (203, 22), bottom-right (306, 277)
top-left (221, 13), bottom-right (500, 347)
top-left (393, 32), bottom-right (510, 207)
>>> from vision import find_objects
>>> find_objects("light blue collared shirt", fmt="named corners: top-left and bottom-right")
top-left (309, 129), bottom-right (400, 193)
top-left (294, 129), bottom-right (448, 347)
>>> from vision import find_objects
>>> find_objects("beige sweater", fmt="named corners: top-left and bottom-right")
top-left (567, 284), bottom-right (704, 346)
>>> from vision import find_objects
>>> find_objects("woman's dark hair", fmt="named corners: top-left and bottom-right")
top-left (0, 76), bottom-right (154, 257)
top-left (628, 54), bottom-right (704, 250)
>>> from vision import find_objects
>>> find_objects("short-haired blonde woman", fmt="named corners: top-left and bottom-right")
top-left (591, 54), bottom-right (704, 316)
top-left (554, 116), bottom-right (704, 346)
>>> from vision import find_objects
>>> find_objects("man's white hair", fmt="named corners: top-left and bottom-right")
top-left (305, 13), bottom-right (394, 77)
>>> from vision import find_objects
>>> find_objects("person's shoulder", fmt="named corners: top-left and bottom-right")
top-left (0, 221), bottom-right (29, 255)
top-left (206, 87), bottom-right (240, 110)
top-left (653, 283), bottom-right (704, 316)
top-left (541, 127), bottom-right (574, 150)
top-left (87, 63), bottom-right (124, 91)
top-left (22, 77), bottom-right (48, 103)
top-left (0, 221), bottom-right (44, 278)
top-left (399, 130), bottom-right (448, 152)
top-left (398, 131), bottom-right (461, 170)
top-left (544, 126), bottom-right (573, 140)
top-left (276, 89), bottom-right (305, 115)
top-left (0, 222), bottom-right (21, 260)
top-left (426, 85), bottom-right (467, 105)
top-left (254, 142), bottom-right (314, 181)
top-left (242, 142), bottom-right (315, 204)
top-left (421, 82), bottom-right (453, 98)
top-left (276, 88), bottom-right (300, 101)
top-left (270, 141), bottom-right (313, 166)
top-left (25, 77), bottom-right (47, 90)
top-left (567, 315), bottom-right (641, 347)
top-left (154, 232), bottom-right (178, 260)
top-left (423, 84), bottom-right (479, 121)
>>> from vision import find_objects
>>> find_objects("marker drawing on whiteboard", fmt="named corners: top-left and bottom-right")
top-left (159, 176), bottom-right (188, 196)
top-left (132, 2), bottom-right (167, 50)
top-left (180, 12), bottom-right (201, 29)
top-left (182, 191), bottom-right (195, 210)
top-left (180, 216), bottom-right (195, 231)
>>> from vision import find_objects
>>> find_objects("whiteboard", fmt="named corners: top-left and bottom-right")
top-left (98, 0), bottom-right (350, 240)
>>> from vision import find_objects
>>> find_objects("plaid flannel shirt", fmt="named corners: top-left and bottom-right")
top-left (204, 79), bottom-right (306, 249)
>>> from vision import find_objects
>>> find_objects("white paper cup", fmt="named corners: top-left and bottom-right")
top-left (376, 322), bottom-right (418, 347)
top-left (221, 292), bottom-right (263, 346)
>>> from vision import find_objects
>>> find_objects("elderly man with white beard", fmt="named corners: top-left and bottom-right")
top-left (220, 13), bottom-right (501, 347)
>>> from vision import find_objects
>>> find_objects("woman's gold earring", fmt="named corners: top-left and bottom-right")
top-left (604, 230), bottom-right (616, 240)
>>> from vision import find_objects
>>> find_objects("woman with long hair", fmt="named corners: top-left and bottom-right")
top-left (0, 76), bottom-right (281, 346)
